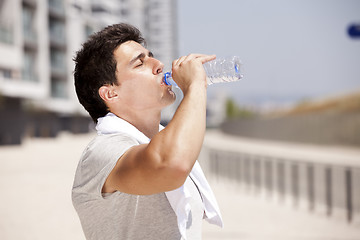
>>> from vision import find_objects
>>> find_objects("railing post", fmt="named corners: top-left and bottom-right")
top-left (352, 168), bottom-right (360, 225)
top-left (325, 167), bottom-right (332, 217)
top-left (253, 157), bottom-right (261, 195)
top-left (307, 164), bottom-right (315, 212)
top-left (346, 169), bottom-right (353, 223)
top-left (277, 160), bottom-right (285, 203)
top-left (264, 159), bottom-right (273, 199)
top-left (291, 163), bottom-right (299, 207)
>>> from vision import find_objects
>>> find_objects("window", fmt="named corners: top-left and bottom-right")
top-left (49, 19), bottom-right (65, 44)
top-left (50, 49), bottom-right (66, 72)
top-left (51, 77), bottom-right (67, 98)
top-left (85, 25), bottom-right (94, 38)
top-left (0, 0), bottom-right (14, 44)
top-left (3, 69), bottom-right (11, 79)
top-left (121, 8), bottom-right (129, 16)
top-left (22, 5), bottom-right (37, 44)
top-left (48, 0), bottom-right (65, 15)
top-left (23, 51), bottom-right (37, 82)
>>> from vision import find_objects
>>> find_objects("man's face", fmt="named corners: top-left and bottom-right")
top-left (112, 40), bottom-right (175, 111)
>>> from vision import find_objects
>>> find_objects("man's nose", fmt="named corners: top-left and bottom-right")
top-left (152, 58), bottom-right (164, 75)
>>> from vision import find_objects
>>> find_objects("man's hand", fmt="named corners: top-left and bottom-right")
top-left (171, 54), bottom-right (216, 94)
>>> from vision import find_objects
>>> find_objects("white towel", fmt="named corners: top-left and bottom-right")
top-left (96, 112), bottom-right (223, 239)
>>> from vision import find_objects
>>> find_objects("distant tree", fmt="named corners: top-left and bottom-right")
top-left (225, 98), bottom-right (238, 119)
top-left (225, 98), bottom-right (256, 119)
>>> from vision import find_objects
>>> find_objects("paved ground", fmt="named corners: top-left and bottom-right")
top-left (0, 132), bottom-right (359, 239)
top-left (202, 180), bottom-right (360, 240)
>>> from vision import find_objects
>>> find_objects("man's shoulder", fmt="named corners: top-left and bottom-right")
top-left (72, 133), bottom-right (140, 198)
top-left (78, 132), bottom-right (139, 168)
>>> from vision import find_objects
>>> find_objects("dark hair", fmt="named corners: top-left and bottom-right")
top-left (74, 23), bottom-right (145, 122)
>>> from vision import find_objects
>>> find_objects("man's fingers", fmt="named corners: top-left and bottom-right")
top-left (173, 56), bottom-right (186, 67)
top-left (199, 54), bottom-right (216, 64)
top-left (173, 54), bottom-right (216, 67)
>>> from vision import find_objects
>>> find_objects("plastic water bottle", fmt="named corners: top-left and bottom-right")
top-left (164, 56), bottom-right (243, 87)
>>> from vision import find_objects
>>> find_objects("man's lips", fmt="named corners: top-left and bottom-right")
top-left (160, 74), bottom-right (169, 86)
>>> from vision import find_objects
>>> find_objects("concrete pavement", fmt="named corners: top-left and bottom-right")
top-left (0, 132), bottom-right (359, 239)
top-left (0, 132), bottom-right (87, 240)
top-left (202, 180), bottom-right (360, 240)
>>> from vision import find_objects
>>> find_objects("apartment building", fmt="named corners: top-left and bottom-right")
top-left (0, 0), bottom-right (178, 145)
top-left (90, 0), bottom-right (178, 69)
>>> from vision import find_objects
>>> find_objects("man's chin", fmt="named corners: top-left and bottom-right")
top-left (163, 89), bottom-right (176, 107)
top-left (167, 86), bottom-right (176, 97)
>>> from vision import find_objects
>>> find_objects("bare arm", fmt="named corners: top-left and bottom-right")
top-left (103, 54), bottom-right (216, 195)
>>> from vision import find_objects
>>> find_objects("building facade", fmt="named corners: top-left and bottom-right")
top-left (0, 0), bottom-right (178, 144)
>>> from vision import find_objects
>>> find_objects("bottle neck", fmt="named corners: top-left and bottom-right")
top-left (164, 71), bottom-right (172, 85)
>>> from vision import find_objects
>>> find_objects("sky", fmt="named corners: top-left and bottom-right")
top-left (177, 0), bottom-right (360, 107)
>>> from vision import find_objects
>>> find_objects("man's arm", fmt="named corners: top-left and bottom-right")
top-left (103, 54), bottom-right (215, 195)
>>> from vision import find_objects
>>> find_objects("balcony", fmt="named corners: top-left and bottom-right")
top-left (22, 70), bottom-right (37, 82)
top-left (22, 0), bottom-right (37, 7)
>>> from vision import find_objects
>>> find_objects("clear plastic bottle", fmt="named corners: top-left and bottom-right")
top-left (164, 56), bottom-right (243, 87)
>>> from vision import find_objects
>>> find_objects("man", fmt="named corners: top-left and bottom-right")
top-left (72, 23), bottom-right (222, 240)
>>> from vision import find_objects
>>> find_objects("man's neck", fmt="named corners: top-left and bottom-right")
top-left (113, 109), bottom-right (161, 139)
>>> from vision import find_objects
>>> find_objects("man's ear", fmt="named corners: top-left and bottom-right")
top-left (98, 85), bottom-right (119, 103)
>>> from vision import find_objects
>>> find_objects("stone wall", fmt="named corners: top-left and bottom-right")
top-left (221, 112), bottom-right (360, 147)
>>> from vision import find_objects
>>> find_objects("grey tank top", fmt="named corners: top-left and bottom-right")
top-left (72, 133), bottom-right (204, 240)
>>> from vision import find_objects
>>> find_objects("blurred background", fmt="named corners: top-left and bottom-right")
top-left (0, 0), bottom-right (360, 239)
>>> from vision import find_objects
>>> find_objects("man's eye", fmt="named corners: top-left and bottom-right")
top-left (135, 60), bottom-right (144, 68)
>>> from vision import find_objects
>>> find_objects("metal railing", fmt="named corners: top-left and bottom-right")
top-left (199, 131), bottom-right (360, 225)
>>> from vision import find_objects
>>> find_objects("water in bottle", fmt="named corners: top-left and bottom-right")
top-left (163, 56), bottom-right (243, 87)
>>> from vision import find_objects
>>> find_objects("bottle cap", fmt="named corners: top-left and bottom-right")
top-left (164, 72), bottom-right (172, 86)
